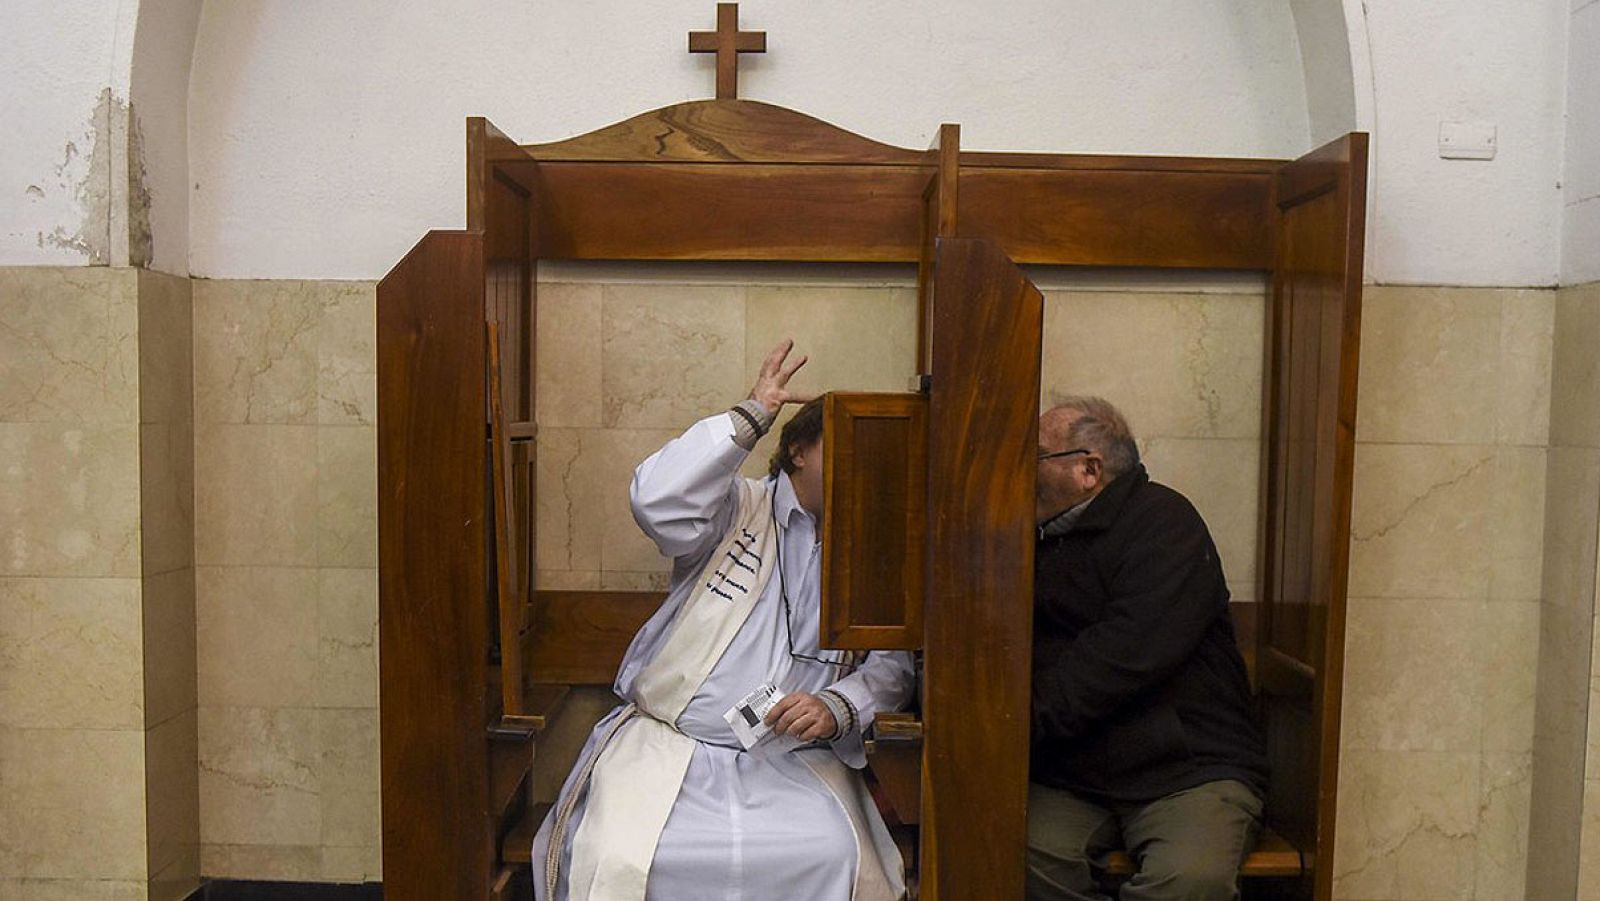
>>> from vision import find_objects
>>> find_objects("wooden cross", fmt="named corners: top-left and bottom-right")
top-left (688, 3), bottom-right (766, 100)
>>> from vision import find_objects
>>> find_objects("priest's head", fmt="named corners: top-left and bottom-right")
top-left (1036, 396), bottom-right (1139, 524)
top-left (769, 397), bottom-right (826, 520)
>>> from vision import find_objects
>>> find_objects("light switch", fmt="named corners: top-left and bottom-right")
top-left (1439, 121), bottom-right (1497, 160)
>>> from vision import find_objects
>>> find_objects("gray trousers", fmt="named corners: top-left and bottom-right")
top-left (1025, 780), bottom-right (1263, 901)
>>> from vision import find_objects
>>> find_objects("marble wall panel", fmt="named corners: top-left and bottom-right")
top-left (316, 568), bottom-right (377, 709)
top-left (1356, 287), bottom-right (1552, 447)
top-left (0, 423), bottom-right (142, 578)
top-left (198, 844), bottom-right (321, 882)
top-left (1541, 446), bottom-right (1600, 613)
top-left (743, 285), bottom-right (918, 398)
top-left (0, 267), bottom-right (138, 424)
top-left (1474, 752), bottom-right (1534, 899)
top-left (600, 284), bottom-right (746, 429)
top-left (1551, 281), bottom-right (1600, 450)
top-left (1348, 443), bottom-right (1519, 601)
top-left (1479, 601), bottom-right (1542, 755)
top-left (0, 577), bottom-right (143, 730)
top-left (1342, 598), bottom-right (1484, 753)
top-left (142, 567), bottom-right (197, 729)
top-left (316, 425), bottom-right (376, 568)
top-left (535, 283), bottom-right (603, 429)
top-left (139, 421), bottom-right (195, 577)
top-left (1040, 291), bottom-right (1265, 440)
top-left (194, 424), bottom-right (317, 567)
top-left (149, 844), bottom-right (201, 901)
top-left (1138, 437), bottom-right (1260, 601)
top-left (0, 727), bottom-right (147, 880)
top-left (1332, 750), bottom-right (1480, 900)
top-left (196, 567), bottom-right (317, 709)
top-left (197, 706), bottom-right (320, 848)
top-left (315, 283), bottom-right (376, 427)
top-left (193, 280), bottom-right (320, 426)
top-left (145, 708), bottom-right (199, 885)
top-left (137, 269), bottom-right (194, 429)
top-left (316, 708), bottom-right (378, 850)
top-left (0, 879), bottom-right (147, 900)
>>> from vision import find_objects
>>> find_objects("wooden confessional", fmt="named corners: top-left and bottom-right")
top-left (377, 17), bottom-right (1367, 899)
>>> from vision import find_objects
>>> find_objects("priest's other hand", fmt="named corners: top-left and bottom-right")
top-left (766, 692), bottom-right (837, 742)
top-left (748, 339), bottom-right (817, 415)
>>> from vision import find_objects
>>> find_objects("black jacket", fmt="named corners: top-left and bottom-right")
top-left (1031, 464), bottom-right (1269, 805)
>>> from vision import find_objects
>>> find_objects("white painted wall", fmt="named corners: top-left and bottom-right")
top-left (185, 0), bottom-right (1312, 279)
top-left (0, 0), bottom-right (132, 265)
top-left (129, 0), bottom-right (204, 275)
top-left (1363, 0), bottom-right (1568, 286)
top-left (2, 1), bottom-right (1586, 287)
top-left (1564, 1), bottom-right (1600, 285)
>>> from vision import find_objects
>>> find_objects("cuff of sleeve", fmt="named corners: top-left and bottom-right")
top-left (817, 689), bottom-right (856, 742)
top-left (728, 399), bottom-right (777, 451)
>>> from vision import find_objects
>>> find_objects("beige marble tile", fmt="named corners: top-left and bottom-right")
top-left (319, 845), bottom-right (373, 883)
top-left (199, 843), bottom-right (321, 881)
top-left (1527, 731), bottom-right (1584, 898)
top-left (1533, 604), bottom-right (1593, 759)
top-left (1478, 601), bottom-right (1540, 754)
top-left (1495, 289), bottom-right (1554, 447)
top-left (317, 568), bottom-right (377, 709)
top-left (139, 419), bottom-right (195, 577)
top-left (1342, 598), bottom-right (1482, 753)
top-left (0, 727), bottom-right (147, 879)
top-left (136, 268), bottom-right (194, 428)
top-left (0, 577), bottom-right (143, 730)
top-left (599, 570), bottom-right (673, 591)
top-left (1540, 446), bottom-right (1600, 613)
top-left (1580, 779), bottom-right (1600, 900)
top-left (316, 425), bottom-right (377, 568)
top-left (148, 843), bottom-right (201, 901)
top-left (194, 424), bottom-right (317, 566)
top-left (1041, 291), bottom-right (1264, 440)
top-left (535, 570), bottom-right (601, 591)
top-left (142, 566), bottom-right (197, 728)
top-left (316, 282), bottom-right (377, 426)
top-left (1488, 447), bottom-right (1547, 603)
top-left (0, 879), bottom-right (146, 900)
top-left (1355, 286), bottom-right (1503, 446)
top-left (0, 267), bottom-right (138, 424)
top-left (197, 706), bottom-right (320, 846)
top-left (318, 708), bottom-right (379, 848)
top-left (1590, 613), bottom-right (1600, 781)
top-left (591, 429), bottom-right (690, 573)
top-left (1552, 281), bottom-right (1600, 449)
top-left (196, 566), bottom-right (317, 708)
top-left (1140, 438), bottom-right (1259, 602)
top-left (145, 708), bottom-right (200, 882)
top-left (0, 423), bottom-right (141, 577)
top-left (600, 284), bottom-right (746, 429)
top-left (193, 280), bottom-right (320, 425)
top-left (1473, 752), bottom-right (1532, 900)
top-left (1331, 749), bottom-right (1479, 900)
top-left (1348, 443), bottom-right (1496, 600)
top-left (744, 285), bottom-right (918, 399)
top-left (535, 428), bottom-right (602, 574)
top-left (538, 428), bottom-right (681, 577)
top-left (536, 283), bottom-right (604, 428)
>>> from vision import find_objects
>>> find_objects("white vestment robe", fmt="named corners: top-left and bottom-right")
top-left (533, 413), bottom-right (916, 901)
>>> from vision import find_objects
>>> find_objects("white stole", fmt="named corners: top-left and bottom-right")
top-left (562, 477), bottom-right (778, 901)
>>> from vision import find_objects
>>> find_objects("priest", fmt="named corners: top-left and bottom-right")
top-left (534, 339), bottom-right (916, 901)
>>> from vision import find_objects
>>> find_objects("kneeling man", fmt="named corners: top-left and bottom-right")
top-left (535, 340), bottom-right (915, 901)
top-left (1029, 397), bottom-right (1269, 901)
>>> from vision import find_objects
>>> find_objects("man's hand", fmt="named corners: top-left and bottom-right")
top-left (749, 339), bottom-right (817, 415)
top-left (765, 692), bottom-right (838, 742)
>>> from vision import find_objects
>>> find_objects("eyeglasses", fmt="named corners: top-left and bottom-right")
top-left (1037, 447), bottom-right (1091, 462)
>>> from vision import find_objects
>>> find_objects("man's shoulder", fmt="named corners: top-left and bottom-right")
top-left (1116, 477), bottom-right (1207, 534)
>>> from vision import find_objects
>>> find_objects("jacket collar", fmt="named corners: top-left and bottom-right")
top-left (1055, 463), bottom-right (1149, 534)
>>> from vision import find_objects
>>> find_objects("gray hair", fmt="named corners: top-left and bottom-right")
top-left (1047, 396), bottom-right (1140, 479)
